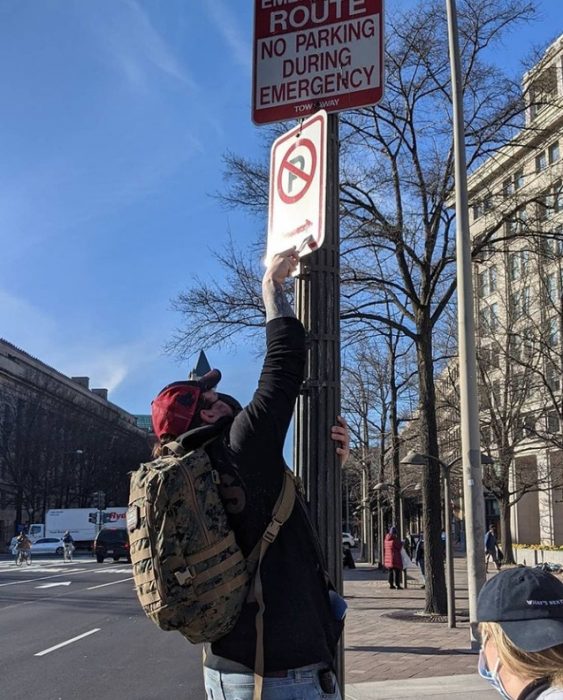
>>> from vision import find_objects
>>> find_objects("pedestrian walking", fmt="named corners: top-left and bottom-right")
top-left (343, 546), bottom-right (356, 569)
top-left (415, 536), bottom-right (425, 589)
top-left (150, 249), bottom-right (350, 700)
top-left (384, 526), bottom-right (403, 590)
top-left (477, 566), bottom-right (563, 699)
top-left (485, 524), bottom-right (502, 572)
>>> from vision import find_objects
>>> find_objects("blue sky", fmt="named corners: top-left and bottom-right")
top-left (0, 0), bottom-right (561, 419)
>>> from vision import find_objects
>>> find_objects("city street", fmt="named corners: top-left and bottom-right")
top-left (0, 554), bottom-right (204, 700)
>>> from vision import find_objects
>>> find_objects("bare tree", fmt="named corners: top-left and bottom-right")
top-left (0, 382), bottom-right (150, 533)
top-left (169, 0), bottom-right (538, 613)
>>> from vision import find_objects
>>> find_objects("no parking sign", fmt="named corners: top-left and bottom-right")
top-left (267, 110), bottom-right (326, 264)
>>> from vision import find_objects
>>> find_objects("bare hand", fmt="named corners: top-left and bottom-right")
top-left (264, 248), bottom-right (299, 284)
top-left (331, 416), bottom-right (350, 465)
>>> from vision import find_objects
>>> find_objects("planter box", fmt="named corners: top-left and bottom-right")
top-left (513, 547), bottom-right (563, 566)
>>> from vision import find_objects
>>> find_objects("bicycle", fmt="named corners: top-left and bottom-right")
top-left (15, 549), bottom-right (32, 566)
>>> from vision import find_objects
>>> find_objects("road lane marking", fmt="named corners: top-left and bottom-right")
top-left (86, 577), bottom-right (133, 590)
top-left (36, 582), bottom-right (72, 589)
top-left (0, 570), bottom-right (90, 587)
top-left (35, 628), bottom-right (101, 656)
top-left (93, 568), bottom-right (132, 574)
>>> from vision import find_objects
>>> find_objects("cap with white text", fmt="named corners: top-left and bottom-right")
top-left (477, 566), bottom-right (563, 652)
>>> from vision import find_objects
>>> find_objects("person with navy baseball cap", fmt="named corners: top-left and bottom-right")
top-left (476, 566), bottom-right (563, 699)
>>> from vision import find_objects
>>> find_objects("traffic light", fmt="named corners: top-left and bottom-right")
top-left (91, 490), bottom-right (106, 510)
top-left (88, 512), bottom-right (97, 524)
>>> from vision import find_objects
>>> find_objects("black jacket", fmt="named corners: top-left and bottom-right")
top-left (199, 317), bottom-right (340, 672)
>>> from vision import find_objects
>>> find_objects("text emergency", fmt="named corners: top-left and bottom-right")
top-left (253, 0), bottom-right (383, 123)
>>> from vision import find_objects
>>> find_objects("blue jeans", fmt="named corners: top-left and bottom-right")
top-left (204, 662), bottom-right (341, 700)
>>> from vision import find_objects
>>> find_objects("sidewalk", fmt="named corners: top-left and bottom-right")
top-left (343, 554), bottom-right (497, 699)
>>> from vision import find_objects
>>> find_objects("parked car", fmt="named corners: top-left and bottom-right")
top-left (31, 538), bottom-right (65, 556)
top-left (93, 528), bottom-right (130, 563)
top-left (342, 532), bottom-right (357, 548)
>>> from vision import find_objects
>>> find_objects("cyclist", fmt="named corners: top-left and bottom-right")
top-left (15, 532), bottom-right (32, 565)
top-left (62, 530), bottom-right (74, 561)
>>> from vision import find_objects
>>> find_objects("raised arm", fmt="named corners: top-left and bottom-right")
top-left (228, 249), bottom-right (305, 462)
top-left (262, 248), bottom-right (299, 321)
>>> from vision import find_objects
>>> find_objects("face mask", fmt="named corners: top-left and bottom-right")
top-left (478, 650), bottom-right (512, 700)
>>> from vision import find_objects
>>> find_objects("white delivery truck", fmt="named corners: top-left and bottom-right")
top-left (28, 507), bottom-right (128, 549)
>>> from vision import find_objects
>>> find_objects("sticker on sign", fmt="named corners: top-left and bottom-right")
top-left (267, 111), bottom-right (326, 265)
top-left (253, 0), bottom-right (384, 124)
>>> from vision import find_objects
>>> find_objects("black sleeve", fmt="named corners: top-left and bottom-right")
top-left (228, 317), bottom-right (305, 470)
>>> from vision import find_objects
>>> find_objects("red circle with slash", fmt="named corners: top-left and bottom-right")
top-left (277, 138), bottom-right (317, 205)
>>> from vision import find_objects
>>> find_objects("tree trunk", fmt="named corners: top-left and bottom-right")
top-left (417, 318), bottom-right (448, 615)
top-left (14, 486), bottom-right (23, 534)
top-left (499, 497), bottom-right (515, 565)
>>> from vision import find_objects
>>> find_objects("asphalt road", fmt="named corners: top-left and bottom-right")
top-left (0, 554), bottom-right (205, 700)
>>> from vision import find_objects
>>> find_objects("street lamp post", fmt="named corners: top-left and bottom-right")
top-left (444, 0), bottom-right (488, 647)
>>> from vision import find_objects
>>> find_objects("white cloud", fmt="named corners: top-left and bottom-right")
top-left (0, 288), bottom-right (156, 395)
top-left (91, 0), bottom-right (197, 92)
top-left (204, 0), bottom-right (251, 73)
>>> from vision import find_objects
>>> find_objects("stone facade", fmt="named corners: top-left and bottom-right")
top-left (0, 338), bottom-right (151, 547)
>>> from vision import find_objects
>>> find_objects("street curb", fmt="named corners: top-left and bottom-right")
top-left (345, 673), bottom-right (497, 699)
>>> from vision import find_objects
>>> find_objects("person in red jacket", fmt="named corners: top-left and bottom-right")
top-left (384, 526), bottom-right (404, 590)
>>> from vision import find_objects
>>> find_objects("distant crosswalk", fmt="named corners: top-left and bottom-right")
top-left (0, 557), bottom-right (132, 574)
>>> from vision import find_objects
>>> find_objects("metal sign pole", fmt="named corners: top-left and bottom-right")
top-left (294, 112), bottom-right (343, 689)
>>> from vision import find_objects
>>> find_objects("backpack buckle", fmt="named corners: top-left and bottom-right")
top-left (263, 517), bottom-right (283, 544)
top-left (174, 566), bottom-right (196, 586)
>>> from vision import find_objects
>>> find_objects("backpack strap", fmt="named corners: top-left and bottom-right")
top-left (248, 469), bottom-right (296, 700)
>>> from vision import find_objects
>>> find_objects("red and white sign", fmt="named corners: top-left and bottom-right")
top-left (267, 110), bottom-right (326, 263)
top-left (253, 0), bottom-right (384, 125)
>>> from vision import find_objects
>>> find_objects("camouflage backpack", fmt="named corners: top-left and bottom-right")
top-left (127, 436), bottom-right (295, 647)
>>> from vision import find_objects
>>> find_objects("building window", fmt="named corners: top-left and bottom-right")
top-left (547, 411), bottom-right (560, 435)
top-left (481, 303), bottom-right (499, 332)
top-left (537, 194), bottom-right (549, 221)
top-left (549, 141), bottom-right (560, 164)
top-left (536, 151), bottom-right (547, 172)
top-left (550, 180), bottom-right (562, 215)
top-left (473, 202), bottom-right (483, 221)
top-left (480, 344), bottom-right (500, 370)
top-left (514, 169), bottom-right (524, 190)
top-left (478, 265), bottom-right (497, 299)
top-left (514, 329), bottom-right (534, 362)
top-left (546, 364), bottom-right (561, 392)
top-left (547, 317), bottom-right (560, 347)
top-left (542, 226), bottom-right (563, 258)
top-left (510, 288), bottom-right (530, 320)
top-left (511, 372), bottom-right (525, 395)
top-left (545, 272), bottom-right (557, 303)
top-left (515, 206), bottom-right (527, 232)
top-left (481, 424), bottom-right (493, 446)
top-left (503, 178), bottom-right (514, 199)
top-left (515, 413), bottom-right (536, 442)
top-left (529, 65), bottom-right (558, 119)
top-left (492, 379), bottom-right (501, 405)
top-left (509, 250), bottom-right (528, 281)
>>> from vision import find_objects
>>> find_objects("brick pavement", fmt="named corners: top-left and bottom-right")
top-left (343, 554), bottom-right (481, 685)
